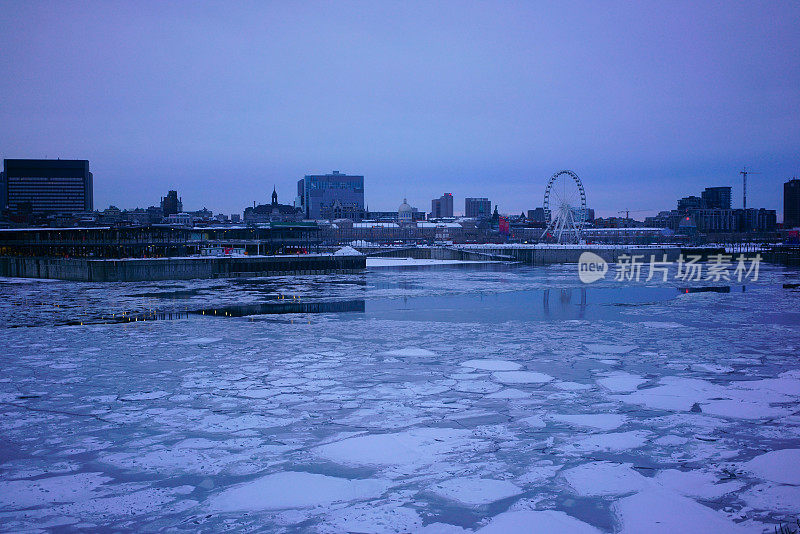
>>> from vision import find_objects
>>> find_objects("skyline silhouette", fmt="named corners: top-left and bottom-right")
top-left (1, 1), bottom-right (798, 218)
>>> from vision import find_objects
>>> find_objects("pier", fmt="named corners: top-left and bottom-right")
top-left (0, 254), bottom-right (365, 282)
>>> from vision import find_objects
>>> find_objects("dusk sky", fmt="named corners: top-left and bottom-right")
top-left (1, 1), bottom-right (798, 219)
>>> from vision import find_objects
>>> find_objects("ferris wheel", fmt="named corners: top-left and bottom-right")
top-left (541, 170), bottom-right (587, 243)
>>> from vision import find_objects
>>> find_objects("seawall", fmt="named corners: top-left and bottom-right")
top-left (458, 245), bottom-right (725, 265)
top-left (0, 254), bottom-right (366, 282)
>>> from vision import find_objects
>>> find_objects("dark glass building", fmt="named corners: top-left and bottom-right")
top-left (161, 190), bottom-right (183, 216)
top-left (1, 159), bottom-right (92, 214)
top-left (465, 197), bottom-right (491, 219)
top-left (297, 171), bottom-right (365, 220)
top-left (785, 178), bottom-right (800, 229)
top-left (701, 186), bottom-right (732, 210)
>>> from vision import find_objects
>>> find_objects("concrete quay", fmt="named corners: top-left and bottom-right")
top-left (0, 254), bottom-right (366, 282)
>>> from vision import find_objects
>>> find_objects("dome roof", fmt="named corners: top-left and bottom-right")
top-left (398, 198), bottom-right (412, 212)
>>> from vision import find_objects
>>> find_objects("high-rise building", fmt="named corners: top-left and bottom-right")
top-left (677, 195), bottom-right (704, 212)
top-left (297, 171), bottom-right (365, 220)
top-left (1, 159), bottom-right (92, 213)
top-left (465, 197), bottom-right (491, 219)
top-left (161, 190), bottom-right (183, 216)
top-left (785, 178), bottom-right (800, 229)
top-left (701, 187), bottom-right (732, 210)
top-left (528, 207), bottom-right (547, 222)
top-left (431, 193), bottom-right (453, 218)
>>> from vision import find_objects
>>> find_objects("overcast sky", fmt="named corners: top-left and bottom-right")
top-left (1, 1), bottom-right (798, 218)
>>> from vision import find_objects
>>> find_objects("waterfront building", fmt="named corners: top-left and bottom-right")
top-left (647, 207), bottom-right (776, 233)
top-left (165, 213), bottom-right (194, 226)
top-left (161, 190), bottom-right (183, 216)
top-left (366, 210), bottom-right (399, 222)
top-left (657, 185), bottom-right (776, 234)
top-left (527, 207), bottom-right (546, 223)
top-left (701, 186), bottom-right (732, 210)
top-left (678, 195), bottom-right (704, 211)
top-left (396, 199), bottom-right (424, 223)
top-left (431, 193), bottom-right (454, 218)
top-left (1, 159), bottom-right (93, 214)
top-left (398, 198), bottom-right (414, 223)
top-left (297, 171), bottom-right (365, 220)
top-left (465, 197), bottom-right (491, 219)
top-left (244, 187), bottom-right (303, 224)
top-left (785, 178), bottom-right (800, 229)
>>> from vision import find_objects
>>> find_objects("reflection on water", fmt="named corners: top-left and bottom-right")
top-left (678, 286), bottom-right (731, 294)
top-left (1, 259), bottom-right (793, 329)
top-left (194, 300), bottom-right (365, 317)
top-left (364, 286), bottom-right (682, 322)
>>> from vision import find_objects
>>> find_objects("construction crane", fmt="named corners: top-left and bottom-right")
top-left (617, 209), bottom-right (650, 228)
top-left (740, 167), bottom-right (761, 209)
top-left (618, 209), bottom-right (650, 219)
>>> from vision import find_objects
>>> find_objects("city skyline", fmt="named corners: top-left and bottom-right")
top-left (1, 2), bottom-right (798, 218)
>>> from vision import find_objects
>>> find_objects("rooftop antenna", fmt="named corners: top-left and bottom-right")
top-left (740, 167), bottom-right (761, 209)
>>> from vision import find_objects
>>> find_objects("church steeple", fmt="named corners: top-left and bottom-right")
top-left (271, 186), bottom-right (278, 206)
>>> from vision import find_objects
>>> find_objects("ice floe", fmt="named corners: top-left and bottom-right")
top-left (383, 347), bottom-right (437, 357)
top-left (461, 359), bottom-right (522, 371)
top-left (207, 471), bottom-right (389, 511)
top-left (564, 431), bottom-right (650, 453)
top-left (476, 510), bottom-right (602, 533)
top-left (0, 472), bottom-right (111, 510)
top-left (561, 461), bottom-right (649, 496)
top-left (614, 488), bottom-right (753, 533)
top-left (427, 477), bottom-right (522, 506)
top-left (549, 413), bottom-right (627, 430)
top-left (596, 372), bottom-right (646, 392)
top-left (743, 448), bottom-right (800, 485)
top-left (585, 343), bottom-right (637, 354)
top-left (314, 428), bottom-right (478, 468)
top-left (492, 371), bottom-right (554, 384)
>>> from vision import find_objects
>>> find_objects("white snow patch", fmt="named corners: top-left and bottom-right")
top-left (207, 471), bottom-right (388, 511)
top-left (384, 347), bottom-right (437, 358)
top-left (740, 483), bottom-right (800, 514)
top-left (743, 449), bottom-right (800, 485)
top-left (692, 363), bottom-right (734, 374)
top-left (614, 488), bottom-right (753, 533)
top-left (492, 371), bottom-right (554, 384)
top-left (0, 473), bottom-right (111, 509)
top-left (641, 321), bottom-right (684, 329)
top-left (618, 376), bottom-right (793, 419)
top-left (477, 510), bottom-right (602, 533)
top-left (486, 388), bottom-right (530, 399)
top-left (314, 428), bottom-right (476, 467)
top-left (453, 380), bottom-right (503, 394)
top-left (519, 415), bottom-right (546, 428)
top-left (461, 359), bottom-right (522, 371)
top-left (428, 478), bottom-right (521, 505)
top-left (565, 431), bottom-right (649, 453)
top-left (562, 462), bottom-right (649, 496)
top-left (318, 502), bottom-right (422, 533)
top-left (700, 399), bottom-right (789, 420)
top-left (653, 469), bottom-right (743, 499)
top-left (550, 413), bottom-right (627, 431)
top-left (585, 343), bottom-right (637, 354)
top-left (597, 372), bottom-right (646, 392)
top-left (333, 246), bottom-right (364, 256)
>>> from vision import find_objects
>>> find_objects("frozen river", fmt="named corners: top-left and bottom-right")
top-left (1, 262), bottom-right (799, 532)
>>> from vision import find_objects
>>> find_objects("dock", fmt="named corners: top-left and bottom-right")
top-left (0, 254), bottom-right (366, 282)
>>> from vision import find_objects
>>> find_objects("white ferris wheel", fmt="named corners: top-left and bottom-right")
top-left (541, 170), bottom-right (587, 244)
